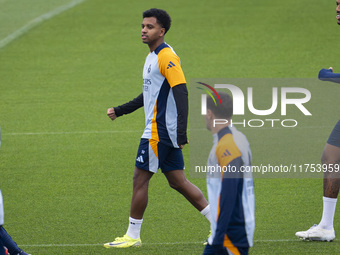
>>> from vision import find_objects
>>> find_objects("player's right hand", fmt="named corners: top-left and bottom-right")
top-left (107, 108), bottom-right (117, 121)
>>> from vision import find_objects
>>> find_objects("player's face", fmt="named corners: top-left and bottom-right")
top-left (337, 0), bottom-right (340, 25)
top-left (141, 17), bottom-right (165, 45)
top-left (204, 110), bottom-right (213, 131)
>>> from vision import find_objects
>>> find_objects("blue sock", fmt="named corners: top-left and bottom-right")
top-left (0, 226), bottom-right (21, 255)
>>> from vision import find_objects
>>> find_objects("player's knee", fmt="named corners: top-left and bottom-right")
top-left (132, 172), bottom-right (146, 190)
top-left (322, 151), bottom-right (335, 165)
top-left (321, 152), bottom-right (340, 166)
top-left (132, 174), bottom-right (139, 188)
top-left (168, 179), bottom-right (187, 191)
top-left (168, 178), bottom-right (190, 192)
top-left (132, 168), bottom-right (152, 189)
top-left (322, 144), bottom-right (340, 165)
top-left (321, 152), bottom-right (328, 165)
top-left (168, 180), bottom-right (180, 190)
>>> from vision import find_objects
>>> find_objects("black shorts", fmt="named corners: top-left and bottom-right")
top-left (135, 138), bottom-right (185, 173)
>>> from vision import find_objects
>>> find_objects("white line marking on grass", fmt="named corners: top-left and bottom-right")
top-left (6, 130), bottom-right (143, 136)
top-left (4, 124), bottom-right (334, 136)
top-left (254, 239), bottom-right (300, 242)
top-left (191, 125), bottom-right (334, 131)
top-left (19, 239), bottom-right (300, 248)
top-left (20, 243), bottom-right (103, 247)
top-left (0, 0), bottom-right (87, 49)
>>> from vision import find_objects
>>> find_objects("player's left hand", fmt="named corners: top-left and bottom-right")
top-left (179, 140), bottom-right (189, 149)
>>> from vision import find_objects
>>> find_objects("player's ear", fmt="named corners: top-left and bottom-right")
top-left (207, 109), bottom-right (213, 119)
top-left (159, 27), bottom-right (166, 37)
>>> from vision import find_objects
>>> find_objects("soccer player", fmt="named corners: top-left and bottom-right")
top-left (202, 92), bottom-right (255, 255)
top-left (104, 8), bottom-right (211, 248)
top-left (295, 0), bottom-right (340, 242)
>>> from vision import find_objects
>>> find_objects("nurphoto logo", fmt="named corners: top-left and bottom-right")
top-left (197, 82), bottom-right (312, 128)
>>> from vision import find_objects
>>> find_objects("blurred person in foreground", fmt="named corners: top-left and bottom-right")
top-left (0, 129), bottom-right (31, 255)
top-left (202, 92), bottom-right (255, 255)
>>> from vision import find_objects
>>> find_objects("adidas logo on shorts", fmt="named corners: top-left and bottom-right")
top-left (136, 156), bottom-right (144, 163)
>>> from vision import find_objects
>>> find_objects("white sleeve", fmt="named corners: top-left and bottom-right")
top-left (206, 143), bottom-right (221, 245)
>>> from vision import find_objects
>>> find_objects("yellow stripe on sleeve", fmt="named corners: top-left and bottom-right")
top-left (158, 47), bottom-right (186, 88)
top-left (215, 133), bottom-right (242, 178)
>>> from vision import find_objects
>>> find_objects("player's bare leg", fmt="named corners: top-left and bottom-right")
top-left (296, 143), bottom-right (340, 241)
top-left (163, 170), bottom-right (209, 212)
top-left (316, 143), bottom-right (340, 235)
top-left (130, 167), bottom-right (154, 219)
top-left (322, 143), bottom-right (340, 198)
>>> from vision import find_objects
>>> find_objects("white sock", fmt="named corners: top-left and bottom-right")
top-left (200, 204), bottom-right (212, 223)
top-left (126, 217), bottom-right (143, 239)
top-left (318, 196), bottom-right (337, 230)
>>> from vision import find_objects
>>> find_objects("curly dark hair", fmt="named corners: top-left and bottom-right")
top-left (143, 8), bottom-right (171, 34)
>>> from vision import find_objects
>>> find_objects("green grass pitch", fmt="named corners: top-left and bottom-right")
top-left (0, 0), bottom-right (340, 254)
